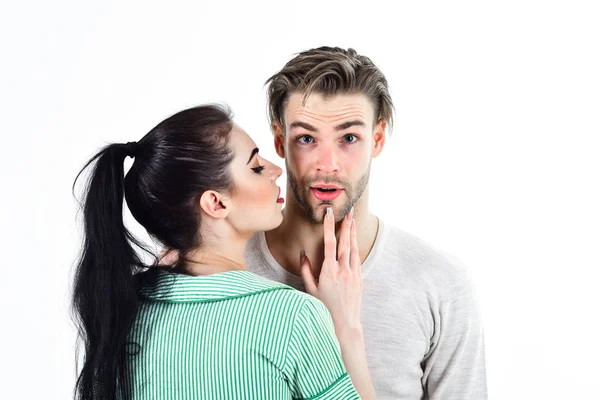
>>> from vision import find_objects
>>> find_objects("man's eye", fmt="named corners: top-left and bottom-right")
top-left (343, 134), bottom-right (358, 143)
top-left (251, 166), bottom-right (265, 174)
top-left (297, 135), bottom-right (314, 144)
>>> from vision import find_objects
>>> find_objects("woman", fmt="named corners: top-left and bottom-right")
top-left (72, 104), bottom-right (374, 399)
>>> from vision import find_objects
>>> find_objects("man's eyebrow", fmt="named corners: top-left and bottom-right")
top-left (289, 121), bottom-right (317, 132)
top-left (246, 147), bottom-right (259, 165)
top-left (335, 120), bottom-right (366, 131)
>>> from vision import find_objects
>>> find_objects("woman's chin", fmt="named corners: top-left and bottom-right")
top-left (267, 211), bottom-right (284, 231)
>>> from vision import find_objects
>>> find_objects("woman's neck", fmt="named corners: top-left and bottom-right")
top-left (177, 234), bottom-right (249, 276)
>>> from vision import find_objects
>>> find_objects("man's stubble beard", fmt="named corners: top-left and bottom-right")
top-left (286, 159), bottom-right (371, 224)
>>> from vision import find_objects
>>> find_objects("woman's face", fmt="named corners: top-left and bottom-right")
top-left (226, 124), bottom-right (284, 234)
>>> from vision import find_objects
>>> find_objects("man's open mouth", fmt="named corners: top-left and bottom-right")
top-left (310, 185), bottom-right (344, 200)
top-left (315, 188), bottom-right (338, 192)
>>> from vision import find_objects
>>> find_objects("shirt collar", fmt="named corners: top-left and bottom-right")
top-left (255, 216), bottom-right (388, 289)
top-left (138, 268), bottom-right (292, 303)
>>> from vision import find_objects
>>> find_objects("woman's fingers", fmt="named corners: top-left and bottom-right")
top-left (323, 207), bottom-right (337, 265)
top-left (337, 207), bottom-right (354, 268)
top-left (350, 216), bottom-right (361, 272)
top-left (299, 250), bottom-right (318, 295)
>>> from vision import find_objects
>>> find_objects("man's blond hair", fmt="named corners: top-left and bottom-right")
top-left (266, 46), bottom-right (394, 133)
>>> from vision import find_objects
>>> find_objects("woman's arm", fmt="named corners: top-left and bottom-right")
top-left (300, 207), bottom-right (376, 400)
top-left (335, 324), bottom-right (375, 400)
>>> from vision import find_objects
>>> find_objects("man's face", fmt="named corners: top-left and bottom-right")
top-left (274, 92), bottom-right (386, 224)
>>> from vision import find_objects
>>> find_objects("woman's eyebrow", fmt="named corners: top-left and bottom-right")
top-left (246, 148), bottom-right (259, 165)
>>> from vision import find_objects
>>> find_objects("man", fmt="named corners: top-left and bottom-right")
top-left (245, 46), bottom-right (487, 399)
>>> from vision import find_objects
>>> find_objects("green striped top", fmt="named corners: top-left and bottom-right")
top-left (123, 268), bottom-right (360, 399)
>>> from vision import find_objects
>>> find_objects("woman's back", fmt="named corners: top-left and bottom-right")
top-left (72, 105), bottom-right (369, 399)
top-left (125, 269), bottom-right (359, 399)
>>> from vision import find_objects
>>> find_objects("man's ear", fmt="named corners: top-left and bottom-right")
top-left (372, 119), bottom-right (387, 158)
top-left (273, 122), bottom-right (285, 158)
top-left (198, 190), bottom-right (229, 219)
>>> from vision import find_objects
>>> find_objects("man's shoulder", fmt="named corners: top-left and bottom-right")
top-left (245, 232), bottom-right (265, 266)
top-left (379, 220), bottom-right (471, 294)
top-left (247, 231), bottom-right (262, 251)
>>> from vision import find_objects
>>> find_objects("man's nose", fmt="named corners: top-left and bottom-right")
top-left (316, 146), bottom-right (339, 173)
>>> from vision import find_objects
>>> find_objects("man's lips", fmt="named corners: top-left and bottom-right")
top-left (311, 183), bottom-right (343, 190)
top-left (310, 185), bottom-right (344, 201)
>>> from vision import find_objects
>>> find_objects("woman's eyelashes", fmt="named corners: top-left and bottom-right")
top-left (251, 165), bottom-right (265, 174)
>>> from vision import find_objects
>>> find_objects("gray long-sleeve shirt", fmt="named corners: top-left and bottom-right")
top-left (245, 218), bottom-right (487, 399)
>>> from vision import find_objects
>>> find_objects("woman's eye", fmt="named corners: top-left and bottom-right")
top-left (297, 135), bottom-right (314, 145)
top-left (343, 134), bottom-right (358, 143)
top-left (251, 165), bottom-right (265, 174)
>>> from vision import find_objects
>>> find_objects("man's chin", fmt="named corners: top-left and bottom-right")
top-left (308, 201), bottom-right (349, 223)
top-left (301, 201), bottom-right (329, 224)
top-left (313, 204), bottom-right (330, 221)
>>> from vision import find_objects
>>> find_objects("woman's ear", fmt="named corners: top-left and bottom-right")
top-left (198, 190), bottom-right (229, 219)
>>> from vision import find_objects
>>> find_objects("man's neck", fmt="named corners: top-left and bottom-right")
top-left (265, 198), bottom-right (380, 278)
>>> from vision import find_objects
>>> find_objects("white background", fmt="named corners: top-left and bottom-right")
top-left (1, 1), bottom-right (599, 398)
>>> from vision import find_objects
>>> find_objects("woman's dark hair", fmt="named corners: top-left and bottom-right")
top-left (72, 104), bottom-right (235, 399)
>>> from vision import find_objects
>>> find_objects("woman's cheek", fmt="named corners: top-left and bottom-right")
top-left (241, 183), bottom-right (270, 209)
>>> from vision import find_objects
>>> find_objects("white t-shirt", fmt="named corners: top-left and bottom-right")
top-left (245, 218), bottom-right (487, 400)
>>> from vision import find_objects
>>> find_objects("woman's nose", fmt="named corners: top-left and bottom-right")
top-left (270, 164), bottom-right (283, 182)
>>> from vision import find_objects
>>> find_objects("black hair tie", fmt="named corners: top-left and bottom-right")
top-left (124, 141), bottom-right (138, 158)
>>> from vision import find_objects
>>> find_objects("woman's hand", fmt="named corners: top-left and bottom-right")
top-left (299, 206), bottom-right (363, 334)
top-left (299, 207), bottom-right (375, 399)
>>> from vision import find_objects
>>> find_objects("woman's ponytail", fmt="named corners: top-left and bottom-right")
top-left (72, 143), bottom-right (144, 400)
